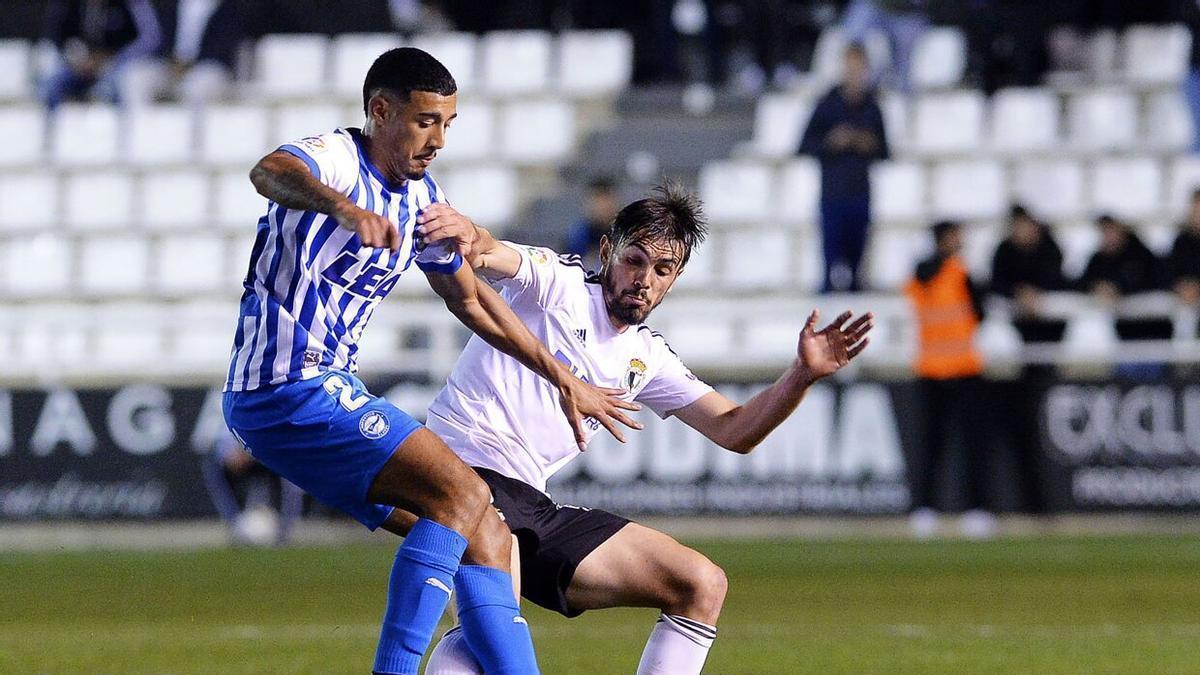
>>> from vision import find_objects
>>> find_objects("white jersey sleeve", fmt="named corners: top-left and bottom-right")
top-left (493, 242), bottom-right (586, 308)
top-left (278, 132), bottom-right (360, 195)
top-left (636, 336), bottom-right (715, 418)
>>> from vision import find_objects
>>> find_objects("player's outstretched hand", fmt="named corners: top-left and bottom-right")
top-left (557, 379), bottom-right (643, 450)
top-left (417, 203), bottom-right (478, 258)
top-left (333, 201), bottom-right (400, 251)
top-left (797, 309), bottom-right (873, 380)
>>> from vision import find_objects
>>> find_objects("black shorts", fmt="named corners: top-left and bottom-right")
top-left (473, 467), bottom-right (629, 617)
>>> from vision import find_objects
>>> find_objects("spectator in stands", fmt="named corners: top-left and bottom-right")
top-left (40, 0), bottom-right (162, 109)
top-left (841, 0), bottom-right (929, 93)
top-left (989, 204), bottom-right (1068, 343)
top-left (904, 221), bottom-right (994, 538)
top-left (1168, 189), bottom-right (1200, 306)
top-left (201, 431), bottom-right (304, 547)
top-left (1077, 214), bottom-right (1165, 301)
top-left (799, 42), bottom-right (889, 293)
top-left (564, 177), bottom-right (620, 269)
top-left (121, 0), bottom-right (243, 108)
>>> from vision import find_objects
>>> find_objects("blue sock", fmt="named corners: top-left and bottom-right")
top-left (372, 519), bottom-right (468, 675)
top-left (454, 565), bottom-right (540, 675)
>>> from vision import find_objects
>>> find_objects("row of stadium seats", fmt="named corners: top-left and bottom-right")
top-left (701, 155), bottom-right (1200, 226)
top-left (0, 97), bottom-right (577, 168)
top-left (0, 30), bottom-right (634, 102)
top-left (750, 87), bottom-right (1193, 159)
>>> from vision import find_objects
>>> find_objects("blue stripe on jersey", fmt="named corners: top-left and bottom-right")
top-left (279, 144), bottom-right (321, 179)
top-left (256, 204), bottom-right (290, 388)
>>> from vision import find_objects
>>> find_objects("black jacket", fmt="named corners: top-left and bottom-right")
top-left (989, 228), bottom-right (1067, 296)
top-left (798, 85), bottom-right (889, 201)
top-left (1077, 232), bottom-right (1166, 294)
top-left (1167, 227), bottom-right (1200, 285)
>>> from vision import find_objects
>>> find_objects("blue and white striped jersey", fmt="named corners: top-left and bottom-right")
top-left (224, 127), bottom-right (462, 392)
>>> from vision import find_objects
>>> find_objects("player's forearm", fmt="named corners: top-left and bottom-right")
top-left (718, 362), bottom-right (817, 453)
top-left (249, 153), bottom-right (351, 217)
top-left (464, 282), bottom-right (573, 387)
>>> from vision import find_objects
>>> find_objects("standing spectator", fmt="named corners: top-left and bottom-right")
top-left (40, 0), bottom-right (162, 109)
top-left (1168, 189), bottom-right (1200, 306)
top-left (990, 204), bottom-right (1068, 342)
top-left (904, 221), bottom-right (994, 538)
top-left (841, 0), bottom-right (929, 93)
top-left (799, 42), bottom-right (889, 293)
top-left (1077, 214), bottom-right (1165, 300)
top-left (563, 177), bottom-right (620, 269)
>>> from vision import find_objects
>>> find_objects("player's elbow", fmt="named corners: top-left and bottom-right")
top-left (724, 439), bottom-right (759, 455)
top-left (248, 158), bottom-right (275, 197)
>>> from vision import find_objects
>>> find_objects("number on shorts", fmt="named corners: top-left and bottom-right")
top-left (323, 375), bottom-right (370, 412)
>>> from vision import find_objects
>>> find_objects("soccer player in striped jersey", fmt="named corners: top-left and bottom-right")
top-left (222, 48), bottom-right (638, 675)
top-left (416, 184), bottom-right (874, 674)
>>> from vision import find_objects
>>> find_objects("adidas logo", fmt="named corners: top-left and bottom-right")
top-left (573, 328), bottom-right (587, 344)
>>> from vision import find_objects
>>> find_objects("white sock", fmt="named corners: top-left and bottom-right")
top-left (425, 626), bottom-right (483, 675)
top-left (636, 613), bottom-right (717, 675)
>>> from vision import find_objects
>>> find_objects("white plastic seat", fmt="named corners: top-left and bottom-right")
top-left (879, 91), bottom-right (909, 152)
top-left (0, 39), bottom-right (31, 99)
top-left (776, 158), bottom-right (820, 225)
top-left (0, 170), bottom-right (57, 230)
top-left (698, 161), bottom-right (772, 224)
top-left (1068, 89), bottom-right (1138, 152)
top-left (254, 34), bottom-right (329, 99)
top-left (990, 88), bottom-right (1059, 154)
top-left (331, 33), bottom-right (404, 97)
top-left (1062, 309), bottom-right (1118, 359)
top-left (200, 105), bottom-right (271, 165)
top-left (1057, 224), bottom-right (1100, 279)
top-left (867, 229), bottom-right (929, 291)
top-left (1145, 90), bottom-right (1193, 152)
top-left (498, 99), bottom-right (574, 164)
top-left (215, 169), bottom-right (268, 229)
top-left (557, 30), bottom-right (633, 97)
top-left (1167, 156), bottom-right (1200, 220)
top-left (912, 90), bottom-right (985, 155)
top-left (930, 159), bottom-right (1006, 221)
top-left (672, 234), bottom-right (716, 291)
top-left (410, 32), bottom-right (478, 92)
top-left (94, 303), bottom-right (165, 367)
top-left (870, 161), bottom-right (926, 226)
top-left (437, 100), bottom-right (493, 163)
top-left (64, 170), bottom-right (135, 230)
top-left (172, 301), bottom-right (238, 367)
top-left (50, 103), bottom-right (119, 165)
top-left (4, 233), bottom-right (70, 295)
top-left (481, 31), bottom-right (551, 95)
top-left (140, 170), bottom-right (210, 230)
top-left (752, 93), bottom-right (812, 158)
top-left (796, 234), bottom-right (824, 292)
top-left (79, 235), bottom-right (150, 295)
top-left (661, 316), bottom-right (735, 360)
top-left (0, 106), bottom-right (44, 166)
top-left (1011, 159), bottom-right (1085, 222)
top-left (125, 105), bottom-right (194, 165)
top-left (437, 166), bottom-right (517, 227)
top-left (155, 234), bottom-right (226, 294)
top-left (910, 27), bottom-right (967, 89)
top-left (1090, 157), bottom-right (1162, 221)
top-left (1122, 24), bottom-right (1191, 88)
top-left (722, 229), bottom-right (790, 290)
top-left (273, 103), bottom-right (346, 146)
top-left (963, 223), bottom-right (1001, 276)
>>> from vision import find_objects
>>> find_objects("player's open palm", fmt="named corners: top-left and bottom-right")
top-left (797, 309), bottom-right (873, 379)
top-left (557, 378), bottom-right (643, 450)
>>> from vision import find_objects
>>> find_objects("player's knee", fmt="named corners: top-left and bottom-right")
top-left (463, 509), bottom-right (511, 567)
top-left (674, 558), bottom-right (728, 621)
top-left (428, 475), bottom-right (492, 536)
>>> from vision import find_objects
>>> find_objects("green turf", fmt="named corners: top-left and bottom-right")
top-left (3, 535), bottom-right (1199, 674)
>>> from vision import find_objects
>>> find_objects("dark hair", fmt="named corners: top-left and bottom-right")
top-left (362, 47), bottom-right (456, 114)
top-left (932, 220), bottom-right (959, 244)
top-left (607, 182), bottom-right (708, 266)
top-left (1096, 213), bottom-right (1119, 227)
top-left (845, 42), bottom-right (868, 60)
top-left (1009, 203), bottom-right (1030, 221)
top-left (587, 176), bottom-right (616, 193)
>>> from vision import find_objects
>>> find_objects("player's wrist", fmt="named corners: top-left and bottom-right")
top-left (790, 359), bottom-right (819, 387)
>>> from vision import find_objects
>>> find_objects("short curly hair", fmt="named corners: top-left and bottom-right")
top-left (362, 47), bottom-right (457, 114)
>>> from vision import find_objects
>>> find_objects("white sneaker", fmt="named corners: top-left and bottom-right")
top-left (959, 510), bottom-right (999, 539)
top-left (909, 507), bottom-right (938, 540)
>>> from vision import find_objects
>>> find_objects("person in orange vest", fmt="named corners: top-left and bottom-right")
top-left (904, 220), bottom-right (994, 539)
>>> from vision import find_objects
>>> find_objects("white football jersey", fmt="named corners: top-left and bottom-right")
top-left (426, 243), bottom-right (714, 492)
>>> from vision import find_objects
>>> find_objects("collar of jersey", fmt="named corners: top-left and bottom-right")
top-left (346, 127), bottom-right (407, 192)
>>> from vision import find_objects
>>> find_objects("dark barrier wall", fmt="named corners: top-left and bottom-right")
top-left (1, 378), bottom-right (1198, 520)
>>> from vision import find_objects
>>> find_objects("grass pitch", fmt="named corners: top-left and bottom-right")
top-left (2, 535), bottom-right (1198, 674)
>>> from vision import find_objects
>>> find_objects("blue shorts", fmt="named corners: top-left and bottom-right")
top-left (222, 370), bottom-right (422, 530)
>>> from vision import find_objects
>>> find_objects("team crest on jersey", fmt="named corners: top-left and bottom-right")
top-left (359, 411), bottom-right (390, 439)
top-left (294, 135), bottom-right (327, 153)
top-left (625, 358), bottom-right (647, 391)
top-left (526, 247), bottom-right (551, 265)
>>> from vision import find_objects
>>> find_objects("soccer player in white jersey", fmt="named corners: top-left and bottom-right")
top-left (415, 184), bottom-right (873, 674)
top-left (222, 48), bottom-right (639, 675)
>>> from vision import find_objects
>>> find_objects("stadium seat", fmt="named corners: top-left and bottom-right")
top-left (13, 303), bottom-right (89, 369)
top-left (172, 301), bottom-right (237, 368)
top-left (330, 33), bottom-right (404, 97)
top-left (1086, 28), bottom-right (1120, 81)
top-left (410, 32), bottom-right (478, 92)
top-left (745, 314), bottom-right (807, 360)
top-left (750, 93), bottom-right (812, 158)
top-left (990, 87), bottom-right (1059, 154)
top-left (556, 30), bottom-right (634, 97)
top-left (273, 103), bottom-right (347, 146)
top-left (796, 234), bottom-right (824, 292)
top-left (480, 31), bottom-right (551, 95)
top-left (125, 105), bottom-right (194, 166)
top-left (50, 103), bottom-right (119, 165)
top-left (810, 28), bottom-right (891, 89)
top-left (3, 233), bottom-right (70, 296)
top-left (140, 170), bottom-right (210, 230)
top-left (200, 105), bottom-right (271, 165)
top-left (1166, 156), bottom-right (1200, 220)
top-left (1142, 223), bottom-right (1177, 255)
top-left (870, 160), bottom-right (927, 227)
top-left (1067, 89), bottom-right (1138, 152)
top-left (1122, 24), bottom-right (1191, 88)
top-left (963, 223), bottom-right (1001, 277)
top-left (975, 314), bottom-right (1023, 362)
top-left (0, 170), bottom-right (57, 230)
top-left (867, 229), bottom-right (929, 290)
top-left (776, 158), bottom-right (821, 226)
top-left (0, 106), bottom-right (44, 166)
top-left (698, 161), bottom-right (773, 225)
top-left (1090, 157), bottom-right (1162, 221)
top-left (879, 91), bottom-right (910, 153)
top-left (79, 236), bottom-right (150, 295)
top-left (63, 170), bottom-right (134, 230)
top-left (226, 231), bottom-right (256, 289)
top-left (1057, 224), bottom-right (1100, 279)
top-left (1061, 308), bottom-right (1118, 359)
top-left (1011, 159), bottom-right (1085, 222)
top-left (721, 229), bottom-right (791, 290)
top-left (0, 39), bottom-right (31, 99)
top-left (215, 169), bottom-right (268, 229)
top-left (1144, 90), bottom-right (1193, 152)
top-left (930, 159), bottom-right (1006, 221)
top-left (498, 99), bottom-right (574, 164)
top-left (436, 100), bottom-right (493, 163)
top-left (909, 27), bottom-right (967, 90)
top-left (154, 234), bottom-right (226, 295)
top-left (437, 166), bottom-right (517, 227)
top-left (660, 314), bottom-right (735, 359)
top-left (672, 232), bottom-right (716, 291)
top-left (912, 90), bottom-right (985, 155)
top-left (94, 303), bottom-right (165, 367)
top-left (254, 34), bottom-right (329, 99)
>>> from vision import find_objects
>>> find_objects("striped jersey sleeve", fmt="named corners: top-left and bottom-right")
top-left (278, 133), bottom-right (359, 194)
